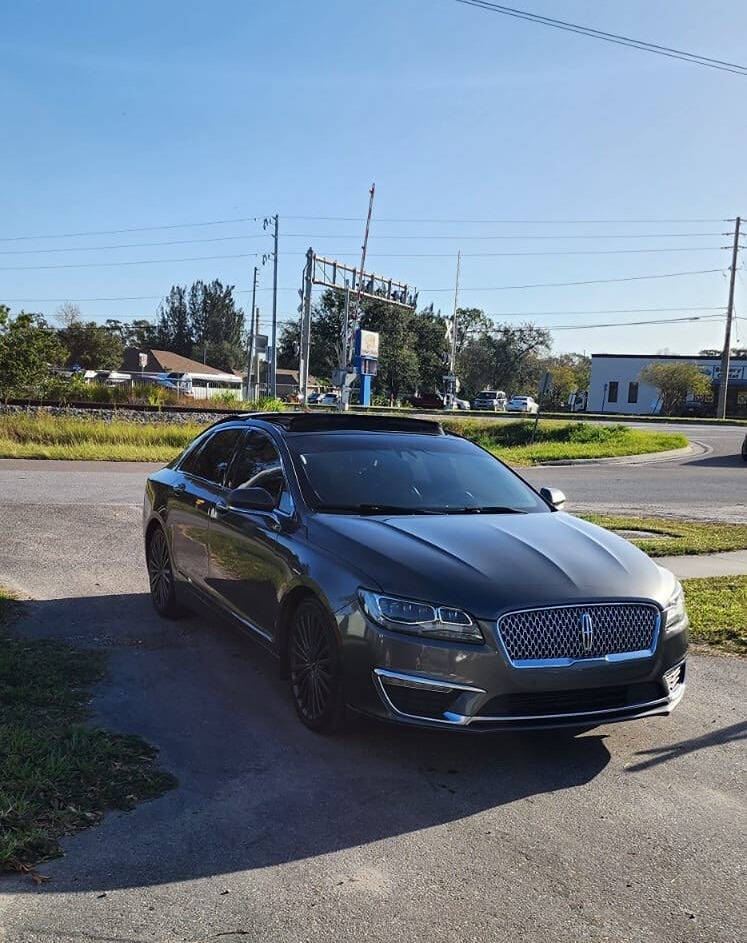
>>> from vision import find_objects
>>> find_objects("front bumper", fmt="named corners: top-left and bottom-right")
top-left (340, 605), bottom-right (688, 730)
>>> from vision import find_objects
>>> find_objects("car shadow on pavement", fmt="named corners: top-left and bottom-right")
top-left (626, 719), bottom-right (747, 772)
top-left (6, 592), bottom-right (613, 894)
top-left (683, 452), bottom-right (745, 468)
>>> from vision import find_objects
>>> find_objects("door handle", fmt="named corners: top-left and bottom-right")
top-left (174, 482), bottom-right (186, 493)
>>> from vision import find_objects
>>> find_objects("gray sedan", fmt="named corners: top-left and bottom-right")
top-left (143, 413), bottom-right (688, 732)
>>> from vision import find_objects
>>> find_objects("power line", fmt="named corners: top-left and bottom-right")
top-left (455, 1), bottom-right (747, 75)
top-left (488, 305), bottom-right (724, 317)
top-left (546, 314), bottom-right (726, 331)
top-left (0, 268), bottom-right (725, 307)
top-left (310, 246), bottom-right (724, 259)
top-left (0, 216), bottom-right (730, 242)
top-left (0, 252), bottom-right (259, 272)
top-left (283, 215), bottom-right (727, 224)
top-left (0, 231), bottom-right (726, 256)
top-left (0, 233), bottom-right (272, 256)
top-left (0, 216), bottom-right (267, 243)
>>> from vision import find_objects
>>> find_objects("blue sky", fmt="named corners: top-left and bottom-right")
top-left (1, 0), bottom-right (746, 355)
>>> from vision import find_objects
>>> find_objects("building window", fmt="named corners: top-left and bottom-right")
top-left (628, 382), bottom-right (639, 404)
top-left (608, 381), bottom-right (619, 403)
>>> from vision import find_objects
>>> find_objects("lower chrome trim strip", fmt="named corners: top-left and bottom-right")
top-left (373, 668), bottom-right (485, 694)
top-left (462, 684), bottom-right (685, 724)
top-left (373, 666), bottom-right (685, 727)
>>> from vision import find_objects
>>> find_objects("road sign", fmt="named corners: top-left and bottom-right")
top-left (356, 329), bottom-right (380, 360)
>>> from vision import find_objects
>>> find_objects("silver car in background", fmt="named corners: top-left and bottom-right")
top-left (473, 390), bottom-right (507, 411)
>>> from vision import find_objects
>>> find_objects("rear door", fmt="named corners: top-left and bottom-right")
top-left (168, 426), bottom-right (242, 588)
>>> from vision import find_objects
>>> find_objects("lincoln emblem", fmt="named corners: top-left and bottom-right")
top-left (580, 612), bottom-right (594, 652)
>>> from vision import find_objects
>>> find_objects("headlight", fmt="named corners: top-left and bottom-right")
top-left (359, 590), bottom-right (484, 644)
top-left (663, 580), bottom-right (687, 634)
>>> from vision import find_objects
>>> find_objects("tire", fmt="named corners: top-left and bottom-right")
top-left (146, 526), bottom-right (180, 618)
top-left (288, 597), bottom-right (346, 732)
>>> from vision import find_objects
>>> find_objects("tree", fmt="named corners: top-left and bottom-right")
top-left (105, 318), bottom-right (159, 350)
top-left (639, 362), bottom-right (713, 415)
top-left (0, 306), bottom-right (68, 396)
top-left (457, 318), bottom-right (551, 397)
top-left (188, 279), bottom-right (245, 371)
top-left (57, 318), bottom-right (124, 369)
top-left (156, 286), bottom-right (193, 356)
top-left (535, 353), bottom-right (591, 409)
top-left (55, 301), bottom-right (82, 329)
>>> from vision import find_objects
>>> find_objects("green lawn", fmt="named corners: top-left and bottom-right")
top-left (0, 590), bottom-right (176, 874)
top-left (445, 418), bottom-right (687, 466)
top-left (0, 414), bottom-right (688, 464)
top-left (581, 515), bottom-right (747, 557)
top-left (0, 414), bottom-right (203, 462)
top-left (682, 576), bottom-right (747, 654)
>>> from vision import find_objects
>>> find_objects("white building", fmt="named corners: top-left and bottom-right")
top-left (588, 353), bottom-right (747, 417)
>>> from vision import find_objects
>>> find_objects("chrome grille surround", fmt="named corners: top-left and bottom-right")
top-left (496, 602), bottom-right (661, 668)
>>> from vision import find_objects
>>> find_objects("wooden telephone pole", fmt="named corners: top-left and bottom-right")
top-left (716, 216), bottom-right (741, 419)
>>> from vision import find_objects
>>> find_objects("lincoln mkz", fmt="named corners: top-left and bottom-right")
top-left (143, 414), bottom-right (688, 732)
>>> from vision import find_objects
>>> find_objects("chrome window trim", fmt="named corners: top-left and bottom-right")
top-left (495, 601), bottom-right (661, 669)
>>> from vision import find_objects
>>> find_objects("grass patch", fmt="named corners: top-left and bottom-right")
top-left (0, 588), bottom-right (176, 874)
top-left (445, 418), bottom-right (687, 465)
top-left (0, 414), bottom-right (687, 464)
top-left (0, 414), bottom-right (204, 462)
top-left (581, 515), bottom-right (747, 557)
top-left (682, 576), bottom-right (747, 654)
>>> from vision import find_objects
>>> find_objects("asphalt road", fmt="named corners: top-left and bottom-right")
top-left (0, 419), bottom-right (744, 521)
top-left (0, 451), bottom-right (745, 942)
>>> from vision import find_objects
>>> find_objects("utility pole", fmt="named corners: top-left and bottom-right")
top-left (298, 247), bottom-right (313, 405)
top-left (255, 307), bottom-right (261, 397)
top-left (246, 265), bottom-right (258, 402)
top-left (352, 183), bottom-right (375, 326)
top-left (448, 249), bottom-right (461, 409)
top-left (717, 216), bottom-right (741, 419)
top-left (271, 214), bottom-right (279, 398)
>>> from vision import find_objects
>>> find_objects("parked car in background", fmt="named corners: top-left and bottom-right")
top-left (453, 395), bottom-right (471, 410)
top-left (143, 413), bottom-right (688, 733)
top-left (507, 395), bottom-right (539, 414)
top-left (409, 392), bottom-right (446, 410)
top-left (473, 390), bottom-right (507, 411)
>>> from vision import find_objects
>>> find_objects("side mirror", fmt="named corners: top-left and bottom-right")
top-left (540, 487), bottom-right (566, 510)
top-left (227, 486), bottom-right (275, 511)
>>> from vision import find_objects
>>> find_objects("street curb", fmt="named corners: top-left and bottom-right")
top-left (535, 442), bottom-right (703, 467)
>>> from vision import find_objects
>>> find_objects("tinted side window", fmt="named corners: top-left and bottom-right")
top-left (178, 435), bottom-right (209, 475)
top-left (190, 428), bottom-right (242, 484)
top-left (228, 431), bottom-right (286, 506)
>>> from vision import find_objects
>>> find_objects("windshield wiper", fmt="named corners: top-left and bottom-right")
top-left (315, 504), bottom-right (526, 515)
top-left (316, 503), bottom-right (441, 515)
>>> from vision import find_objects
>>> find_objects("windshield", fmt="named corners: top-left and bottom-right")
top-left (287, 432), bottom-right (548, 514)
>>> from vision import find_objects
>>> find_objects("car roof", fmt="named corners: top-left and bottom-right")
top-left (208, 411), bottom-right (445, 436)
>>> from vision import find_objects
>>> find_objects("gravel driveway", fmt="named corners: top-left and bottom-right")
top-left (0, 465), bottom-right (744, 943)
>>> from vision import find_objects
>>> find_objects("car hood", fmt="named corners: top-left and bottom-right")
top-left (309, 511), bottom-right (671, 619)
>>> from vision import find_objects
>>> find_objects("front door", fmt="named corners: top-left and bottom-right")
top-left (207, 430), bottom-right (294, 640)
top-left (168, 427), bottom-right (242, 588)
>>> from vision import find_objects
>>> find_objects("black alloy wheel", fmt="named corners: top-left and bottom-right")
top-left (147, 527), bottom-right (179, 618)
top-left (289, 598), bottom-right (345, 732)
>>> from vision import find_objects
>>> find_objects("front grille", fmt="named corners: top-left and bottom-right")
top-left (497, 603), bottom-right (659, 664)
top-left (477, 681), bottom-right (664, 718)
